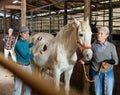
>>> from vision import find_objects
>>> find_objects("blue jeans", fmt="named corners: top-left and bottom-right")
top-left (92, 69), bottom-right (114, 95)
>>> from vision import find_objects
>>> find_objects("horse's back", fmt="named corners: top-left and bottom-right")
top-left (30, 32), bottom-right (54, 65)
top-left (30, 32), bottom-right (54, 43)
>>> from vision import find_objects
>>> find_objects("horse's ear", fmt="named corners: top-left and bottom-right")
top-left (74, 18), bottom-right (80, 26)
top-left (85, 17), bottom-right (89, 24)
top-left (85, 17), bottom-right (89, 23)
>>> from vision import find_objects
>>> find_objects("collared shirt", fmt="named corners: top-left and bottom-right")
top-left (4, 35), bottom-right (16, 50)
top-left (95, 40), bottom-right (108, 52)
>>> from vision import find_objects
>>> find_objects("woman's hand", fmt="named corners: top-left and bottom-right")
top-left (79, 59), bottom-right (85, 64)
top-left (34, 44), bottom-right (47, 56)
top-left (39, 44), bottom-right (47, 54)
top-left (33, 39), bottom-right (39, 44)
top-left (102, 62), bottom-right (110, 70)
top-left (3, 38), bottom-right (5, 41)
top-left (34, 36), bottom-right (43, 44)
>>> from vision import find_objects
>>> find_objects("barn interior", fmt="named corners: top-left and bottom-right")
top-left (0, 0), bottom-right (120, 95)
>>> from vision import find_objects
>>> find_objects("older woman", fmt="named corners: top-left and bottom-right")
top-left (91, 26), bottom-right (118, 95)
top-left (80, 26), bottom-right (118, 95)
top-left (3, 28), bottom-right (16, 62)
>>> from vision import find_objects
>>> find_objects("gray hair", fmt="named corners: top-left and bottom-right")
top-left (8, 28), bottom-right (13, 32)
top-left (99, 26), bottom-right (109, 36)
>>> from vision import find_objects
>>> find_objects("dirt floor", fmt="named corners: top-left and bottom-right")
top-left (0, 65), bottom-right (14, 95)
top-left (0, 33), bottom-right (11, 95)
top-left (0, 63), bottom-right (81, 95)
top-left (0, 33), bottom-right (83, 95)
top-left (0, 34), bottom-right (14, 95)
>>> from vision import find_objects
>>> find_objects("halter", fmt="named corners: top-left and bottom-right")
top-left (77, 40), bottom-right (91, 53)
top-left (76, 26), bottom-right (91, 54)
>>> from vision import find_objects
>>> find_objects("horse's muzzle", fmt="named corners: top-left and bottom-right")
top-left (83, 49), bottom-right (93, 61)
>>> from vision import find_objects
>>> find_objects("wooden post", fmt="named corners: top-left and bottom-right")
top-left (84, 0), bottom-right (90, 21)
top-left (109, 0), bottom-right (113, 41)
top-left (4, 0), bottom-right (26, 27)
top-left (64, 0), bottom-right (67, 25)
top-left (49, 6), bottom-right (52, 33)
top-left (30, 11), bottom-right (33, 33)
top-left (21, 0), bottom-right (26, 26)
top-left (3, 7), bottom-right (6, 37)
top-left (83, 0), bottom-right (90, 95)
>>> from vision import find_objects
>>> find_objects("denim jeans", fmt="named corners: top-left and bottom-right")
top-left (92, 69), bottom-right (114, 95)
top-left (13, 65), bottom-right (32, 95)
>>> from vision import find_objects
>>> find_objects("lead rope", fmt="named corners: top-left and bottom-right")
top-left (82, 64), bottom-right (102, 82)
top-left (83, 64), bottom-right (107, 95)
top-left (104, 70), bottom-right (106, 95)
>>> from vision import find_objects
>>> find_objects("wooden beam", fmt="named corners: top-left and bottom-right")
top-left (84, 0), bottom-right (90, 21)
top-left (0, 0), bottom-right (13, 10)
top-left (5, 5), bottom-right (21, 10)
top-left (21, 0), bottom-right (26, 26)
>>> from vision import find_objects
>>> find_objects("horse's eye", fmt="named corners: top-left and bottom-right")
top-left (79, 34), bottom-right (83, 37)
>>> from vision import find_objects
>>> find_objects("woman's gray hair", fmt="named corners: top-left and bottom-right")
top-left (99, 26), bottom-right (109, 36)
top-left (8, 28), bottom-right (13, 32)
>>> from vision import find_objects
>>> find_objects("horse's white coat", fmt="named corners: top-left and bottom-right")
top-left (30, 18), bottom-right (92, 95)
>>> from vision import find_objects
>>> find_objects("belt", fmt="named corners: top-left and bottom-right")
top-left (17, 62), bottom-right (30, 66)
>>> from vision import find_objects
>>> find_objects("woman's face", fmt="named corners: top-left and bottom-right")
top-left (8, 31), bottom-right (13, 36)
top-left (20, 31), bottom-right (29, 40)
top-left (97, 29), bottom-right (108, 43)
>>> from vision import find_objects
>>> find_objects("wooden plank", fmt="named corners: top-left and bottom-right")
top-left (0, 0), bottom-right (13, 10)
top-left (5, 5), bottom-right (21, 10)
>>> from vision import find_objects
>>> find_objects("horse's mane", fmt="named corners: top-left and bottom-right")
top-left (54, 21), bottom-right (77, 54)
top-left (55, 21), bottom-right (78, 49)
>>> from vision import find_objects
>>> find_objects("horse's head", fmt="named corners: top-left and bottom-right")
top-left (74, 18), bottom-right (93, 61)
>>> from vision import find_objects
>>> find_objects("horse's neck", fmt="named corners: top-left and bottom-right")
top-left (55, 25), bottom-right (77, 55)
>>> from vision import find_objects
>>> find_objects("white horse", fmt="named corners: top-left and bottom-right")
top-left (30, 18), bottom-right (93, 95)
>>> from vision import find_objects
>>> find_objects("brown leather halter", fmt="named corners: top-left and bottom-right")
top-left (77, 40), bottom-right (91, 53)
top-left (76, 26), bottom-right (92, 54)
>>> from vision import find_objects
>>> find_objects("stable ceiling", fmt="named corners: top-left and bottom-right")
top-left (0, 0), bottom-right (120, 16)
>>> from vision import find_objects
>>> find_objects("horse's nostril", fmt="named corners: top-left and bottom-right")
top-left (86, 54), bottom-right (89, 57)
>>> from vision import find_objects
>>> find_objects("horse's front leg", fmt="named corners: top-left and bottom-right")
top-left (54, 68), bottom-right (61, 92)
top-left (64, 67), bottom-right (73, 95)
